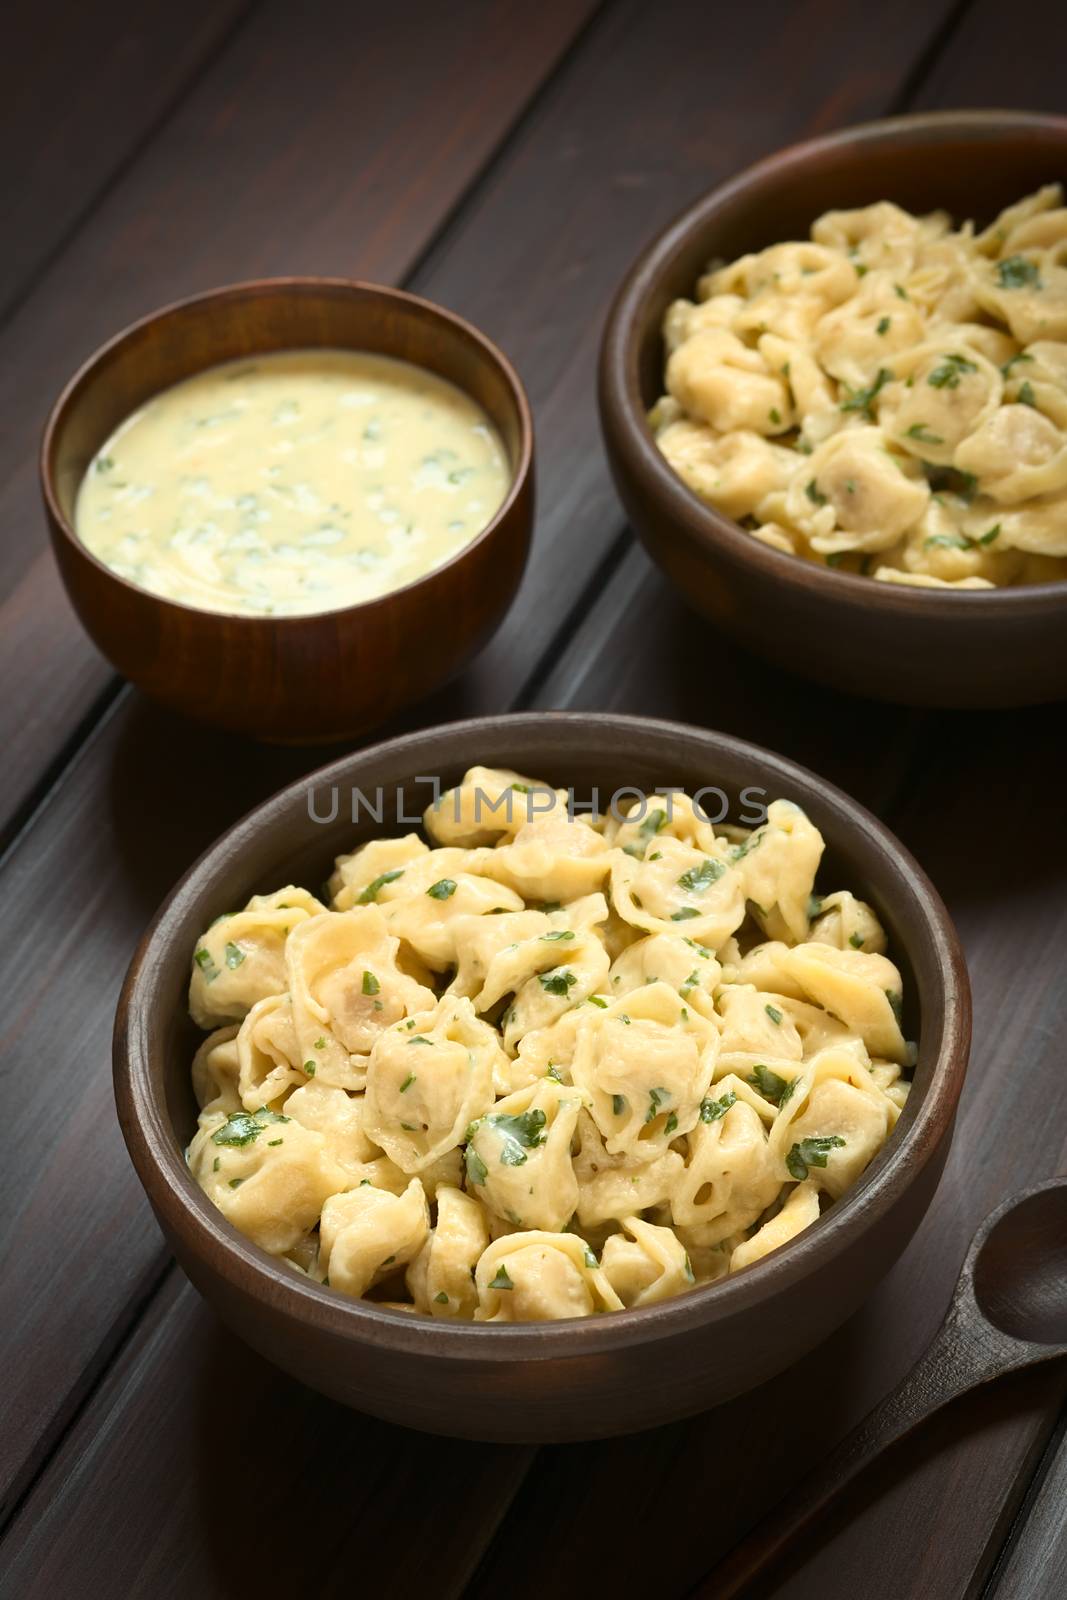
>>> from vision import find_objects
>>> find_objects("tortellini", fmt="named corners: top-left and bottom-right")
top-left (185, 769), bottom-right (913, 1320)
top-left (652, 185), bottom-right (1067, 587)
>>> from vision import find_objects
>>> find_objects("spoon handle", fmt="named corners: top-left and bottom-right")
top-left (692, 1302), bottom-right (1026, 1599)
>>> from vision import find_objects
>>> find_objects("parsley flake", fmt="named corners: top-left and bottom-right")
top-left (358, 869), bottom-right (404, 904)
top-left (699, 1090), bottom-right (737, 1124)
top-left (786, 1135), bottom-right (846, 1180)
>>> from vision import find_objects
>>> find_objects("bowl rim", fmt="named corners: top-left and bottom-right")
top-left (598, 107), bottom-right (1067, 616)
top-left (40, 275), bottom-right (534, 627)
top-left (115, 710), bottom-right (971, 1362)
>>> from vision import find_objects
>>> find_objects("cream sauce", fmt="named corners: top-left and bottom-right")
top-left (75, 349), bottom-right (511, 615)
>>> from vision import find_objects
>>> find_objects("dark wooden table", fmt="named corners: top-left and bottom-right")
top-left (2, 2), bottom-right (1066, 1595)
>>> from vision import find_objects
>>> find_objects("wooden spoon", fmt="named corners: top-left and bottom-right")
top-left (694, 1177), bottom-right (1067, 1598)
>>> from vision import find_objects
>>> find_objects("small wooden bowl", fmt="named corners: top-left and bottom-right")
top-left (599, 111), bottom-right (1067, 709)
top-left (42, 279), bottom-right (534, 742)
top-left (114, 712), bottom-right (970, 1442)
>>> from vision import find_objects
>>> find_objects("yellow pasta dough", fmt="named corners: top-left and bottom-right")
top-left (185, 769), bottom-right (913, 1320)
top-left (652, 186), bottom-right (1067, 588)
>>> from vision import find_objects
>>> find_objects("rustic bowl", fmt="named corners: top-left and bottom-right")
top-left (41, 279), bottom-right (533, 742)
top-left (114, 712), bottom-right (970, 1442)
top-left (599, 110), bottom-right (1067, 709)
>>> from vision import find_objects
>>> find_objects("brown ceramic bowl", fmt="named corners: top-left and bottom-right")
top-left (599, 111), bottom-right (1067, 709)
top-left (42, 279), bottom-right (533, 742)
top-left (114, 712), bottom-right (970, 1442)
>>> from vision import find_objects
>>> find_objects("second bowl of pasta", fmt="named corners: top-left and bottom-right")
top-left (115, 713), bottom-right (969, 1440)
top-left (599, 110), bottom-right (1067, 707)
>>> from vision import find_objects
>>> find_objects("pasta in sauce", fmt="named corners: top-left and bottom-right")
top-left (651, 186), bottom-right (1067, 588)
top-left (186, 770), bottom-right (913, 1321)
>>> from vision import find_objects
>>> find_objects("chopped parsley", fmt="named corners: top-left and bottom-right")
top-left (362, 969), bottom-right (380, 995)
top-left (624, 807), bottom-right (668, 858)
top-left (586, 994), bottom-right (608, 1008)
top-left (426, 878), bottom-right (457, 900)
top-left (887, 989), bottom-right (904, 1025)
top-left (539, 969), bottom-right (578, 996)
top-left (769, 407), bottom-right (781, 425)
top-left (729, 830), bottom-right (764, 863)
top-left (489, 1265), bottom-right (514, 1291)
top-left (786, 1134), bottom-right (846, 1180)
top-left (583, 1248), bottom-right (598, 1269)
top-left (1001, 351), bottom-right (1034, 376)
top-left (920, 462), bottom-right (978, 503)
top-left (840, 366), bottom-right (892, 420)
top-left (664, 1112), bottom-right (679, 1136)
top-left (677, 858), bottom-right (725, 894)
top-left (434, 1291), bottom-right (450, 1304)
top-left (924, 533), bottom-right (974, 551)
top-left (904, 423), bottom-right (944, 445)
top-left (487, 1109), bottom-right (547, 1166)
top-left (224, 941), bottom-right (245, 970)
top-left (765, 1003), bottom-right (783, 1025)
top-left (465, 1145), bottom-right (488, 1186)
top-left (748, 1064), bottom-right (795, 1107)
top-left (670, 907), bottom-right (701, 922)
top-left (699, 1090), bottom-right (737, 1124)
top-left (211, 1107), bottom-right (289, 1147)
top-left (303, 1061), bottom-right (316, 1076)
top-left (805, 479), bottom-right (827, 507)
top-left (645, 1086), bottom-right (671, 1124)
top-left (927, 353), bottom-right (977, 389)
top-left (612, 1093), bottom-right (626, 1116)
top-left (193, 948), bottom-right (219, 982)
top-left (1018, 380), bottom-right (1037, 408)
top-left (849, 932), bottom-right (866, 949)
top-left (358, 869), bottom-right (403, 903)
top-left (876, 316), bottom-right (891, 336)
top-left (399, 1072), bottom-right (416, 1093)
top-left (541, 929), bottom-right (575, 942)
top-left (995, 255), bottom-right (1041, 290)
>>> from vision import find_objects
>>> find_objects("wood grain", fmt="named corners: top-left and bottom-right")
top-left (990, 1403), bottom-right (1067, 1600)
top-left (4, 0), bottom-right (1065, 1595)
top-left (0, 1273), bottom-right (534, 1600)
top-left (0, 0), bottom-right (252, 319)
top-left (0, 0), bottom-right (972, 1545)
top-left (0, 0), bottom-right (596, 1510)
top-left (0, 0), bottom-right (965, 839)
top-left (0, 0), bottom-right (600, 839)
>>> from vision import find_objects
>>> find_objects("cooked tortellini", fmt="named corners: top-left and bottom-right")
top-left (652, 185), bottom-right (1067, 587)
top-left (186, 770), bottom-right (913, 1320)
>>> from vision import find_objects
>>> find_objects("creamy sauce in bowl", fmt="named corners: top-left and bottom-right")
top-left (75, 349), bottom-right (512, 616)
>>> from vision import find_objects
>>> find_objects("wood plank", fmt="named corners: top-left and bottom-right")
top-left (991, 1405), bottom-right (1067, 1600)
top-left (0, 0), bottom-right (601, 843)
top-left (0, 0), bottom-right (968, 1573)
top-left (0, 0), bottom-right (599, 1513)
top-left (467, 657), bottom-right (1067, 1598)
top-left (0, 0), bottom-right (252, 320)
top-left (468, 2), bottom-right (1067, 1589)
top-left (0, 1272), bottom-right (534, 1600)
